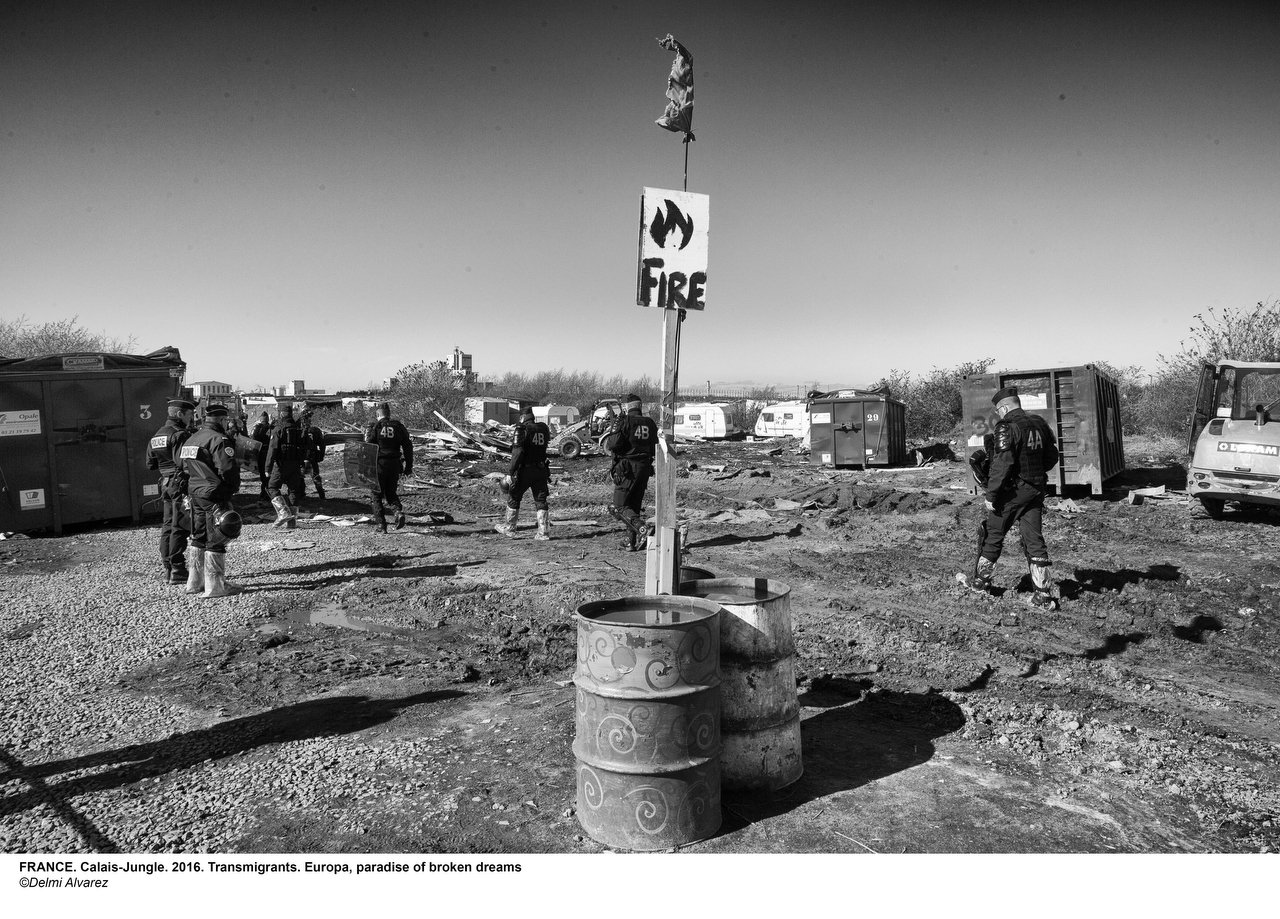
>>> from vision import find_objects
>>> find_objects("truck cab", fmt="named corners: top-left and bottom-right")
top-left (1187, 360), bottom-right (1280, 517)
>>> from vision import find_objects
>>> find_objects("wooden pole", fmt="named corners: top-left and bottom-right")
top-left (645, 306), bottom-right (681, 595)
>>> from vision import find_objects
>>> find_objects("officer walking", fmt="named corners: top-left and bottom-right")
top-left (299, 410), bottom-right (327, 500)
top-left (250, 411), bottom-right (273, 498)
top-left (179, 403), bottom-right (242, 598)
top-left (605, 393), bottom-right (658, 552)
top-left (496, 406), bottom-right (552, 540)
top-left (959, 386), bottom-right (1060, 609)
top-left (265, 405), bottom-right (307, 529)
top-left (145, 397), bottom-right (195, 584)
top-left (364, 402), bottom-right (413, 533)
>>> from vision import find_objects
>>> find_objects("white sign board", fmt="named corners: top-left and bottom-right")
top-left (20, 488), bottom-right (46, 510)
top-left (637, 187), bottom-right (709, 311)
top-left (0, 409), bottom-right (41, 437)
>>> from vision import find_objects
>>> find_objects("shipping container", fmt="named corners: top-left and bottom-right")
top-left (808, 392), bottom-right (907, 467)
top-left (960, 364), bottom-right (1124, 495)
top-left (0, 348), bottom-right (186, 534)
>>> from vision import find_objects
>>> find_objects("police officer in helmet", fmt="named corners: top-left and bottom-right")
top-left (605, 393), bottom-right (658, 552)
top-left (299, 410), bottom-right (327, 501)
top-left (496, 406), bottom-right (552, 540)
top-left (265, 405), bottom-right (306, 528)
top-left (146, 398), bottom-right (196, 584)
top-left (364, 402), bottom-right (413, 534)
top-left (960, 387), bottom-right (1060, 609)
top-left (250, 411), bottom-right (272, 498)
top-left (179, 403), bottom-right (242, 598)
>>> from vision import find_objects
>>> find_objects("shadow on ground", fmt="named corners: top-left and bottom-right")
top-left (0, 690), bottom-right (464, 851)
top-left (719, 689), bottom-right (964, 834)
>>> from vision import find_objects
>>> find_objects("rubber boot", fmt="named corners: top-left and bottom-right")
top-left (535, 509), bottom-right (551, 541)
top-left (495, 506), bottom-right (518, 537)
top-left (958, 556), bottom-right (997, 595)
top-left (372, 494), bottom-right (387, 533)
top-left (1028, 560), bottom-right (1058, 609)
top-left (201, 552), bottom-right (235, 598)
top-left (184, 547), bottom-right (205, 595)
top-left (168, 564), bottom-right (188, 586)
top-left (271, 497), bottom-right (289, 528)
top-left (393, 506), bottom-right (406, 530)
top-left (282, 495), bottom-right (298, 530)
top-left (314, 476), bottom-right (326, 500)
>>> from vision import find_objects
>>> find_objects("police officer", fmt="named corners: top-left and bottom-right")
top-left (145, 398), bottom-right (195, 584)
top-left (299, 410), bottom-right (327, 500)
top-left (250, 411), bottom-right (272, 498)
top-left (179, 403), bottom-right (241, 598)
top-left (605, 393), bottom-right (658, 552)
top-left (960, 387), bottom-right (1060, 609)
top-left (496, 406), bottom-right (552, 540)
top-left (365, 402), bottom-right (413, 533)
top-left (265, 405), bottom-right (307, 528)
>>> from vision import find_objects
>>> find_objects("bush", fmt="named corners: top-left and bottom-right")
top-left (1129, 301), bottom-right (1280, 438)
top-left (0, 315), bottom-right (137, 358)
top-left (875, 360), bottom-right (995, 441)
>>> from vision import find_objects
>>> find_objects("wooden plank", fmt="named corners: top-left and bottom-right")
top-left (647, 307), bottom-right (682, 595)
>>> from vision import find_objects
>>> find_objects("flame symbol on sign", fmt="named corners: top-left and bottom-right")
top-left (650, 199), bottom-right (693, 250)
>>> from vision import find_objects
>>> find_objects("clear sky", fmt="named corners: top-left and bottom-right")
top-left (3, 1), bottom-right (1277, 392)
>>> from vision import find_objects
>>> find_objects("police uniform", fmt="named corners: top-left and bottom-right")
top-left (496, 411), bottom-right (552, 539)
top-left (250, 413), bottom-right (272, 495)
top-left (179, 405), bottom-right (242, 597)
top-left (963, 387), bottom-right (1060, 608)
top-left (145, 398), bottom-right (194, 584)
top-left (365, 404), bottom-right (413, 532)
top-left (606, 395), bottom-right (658, 551)
top-left (265, 407), bottom-right (307, 528)
top-left (299, 412), bottom-right (327, 500)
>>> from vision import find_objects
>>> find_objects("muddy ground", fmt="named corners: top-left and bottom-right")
top-left (2, 435), bottom-right (1277, 854)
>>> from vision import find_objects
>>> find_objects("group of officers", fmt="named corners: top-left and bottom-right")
top-left (146, 386), bottom-right (1062, 612)
top-left (144, 393), bottom-right (659, 598)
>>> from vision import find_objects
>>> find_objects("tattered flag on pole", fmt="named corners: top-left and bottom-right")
top-left (655, 34), bottom-right (695, 141)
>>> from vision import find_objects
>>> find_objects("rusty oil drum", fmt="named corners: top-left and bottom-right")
top-left (574, 595), bottom-right (723, 851)
top-left (680, 577), bottom-right (803, 792)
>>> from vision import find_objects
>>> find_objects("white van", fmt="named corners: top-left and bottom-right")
top-left (753, 400), bottom-right (809, 439)
top-left (674, 402), bottom-right (738, 440)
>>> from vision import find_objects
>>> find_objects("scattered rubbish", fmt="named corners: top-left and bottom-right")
top-left (1126, 485), bottom-right (1169, 506)
top-left (1055, 499), bottom-right (1084, 515)
top-left (747, 469), bottom-right (771, 478)
top-left (0, 533), bottom-right (29, 540)
top-left (1239, 608), bottom-right (1257, 617)
top-left (329, 515), bottom-right (373, 527)
top-left (772, 498), bottom-right (803, 511)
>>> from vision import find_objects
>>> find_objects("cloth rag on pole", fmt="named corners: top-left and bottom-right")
top-left (655, 34), bottom-right (695, 141)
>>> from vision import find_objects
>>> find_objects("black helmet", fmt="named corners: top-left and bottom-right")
top-left (214, 507), bottom-right (243, 540)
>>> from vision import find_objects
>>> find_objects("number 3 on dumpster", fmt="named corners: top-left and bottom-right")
top-left (139, 404), bottom-right (152, 420)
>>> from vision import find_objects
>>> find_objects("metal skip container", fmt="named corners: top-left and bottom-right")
top-left (574, 595), bottom-right (723, 851)
top-left (680, 578), bottom-right (802, 791)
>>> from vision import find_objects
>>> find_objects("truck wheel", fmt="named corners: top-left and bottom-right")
top-left (1198, 496), bottom-right (1225, 519)
top-left (559, 436), bottom-right (582, 459)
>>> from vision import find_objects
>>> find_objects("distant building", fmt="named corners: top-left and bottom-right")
top-left (190, 381), bottom-right (233, 399)
top-left (273, 379), bottom-right (330, 397)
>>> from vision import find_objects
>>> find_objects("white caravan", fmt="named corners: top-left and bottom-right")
top-left (674, 403), bottom-right (738, 440)
top-left (753, 400), bottom-right (810, 439)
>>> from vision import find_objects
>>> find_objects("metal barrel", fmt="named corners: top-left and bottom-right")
top-left (574, 595), bottom-right (723, 851)
top-left (679, 577), bottom-right (803, 792)
top-left (680, 565), bottom-right (716, 582)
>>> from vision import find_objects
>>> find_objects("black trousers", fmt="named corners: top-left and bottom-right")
top-left (612, 459), bottom-right (652, 530)
top-left (267, 464), bottom-right (304, 503)
top-left (371, 458), bottom-right (403, 521)
top-left (979, 481), bottom-right (1049, 565)
top-left (190, 495), bottom-right (232, 553)
top-left (158, 476), bottom-right (189, 572)
top-left (508, 465), bottom-right (549, 511)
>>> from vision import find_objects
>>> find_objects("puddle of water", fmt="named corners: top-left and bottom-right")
top-left (298, 600), bottom-right (423, 638)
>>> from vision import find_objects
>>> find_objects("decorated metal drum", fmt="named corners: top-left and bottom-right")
top-left (574, 595), bottom-right (723, 850)
top-left (680, 577), bottom-right (803, 792)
